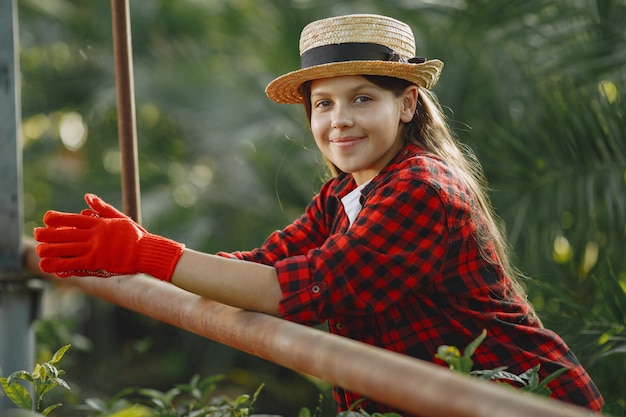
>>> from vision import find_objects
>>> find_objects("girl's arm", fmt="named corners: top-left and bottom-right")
top-left (26, 230), bottom-right (283, 316)
top-left (171, 248), bottom-right (283, 316)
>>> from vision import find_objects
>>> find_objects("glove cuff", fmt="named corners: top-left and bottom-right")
top-left (137, 234), bottom-right (185, 282)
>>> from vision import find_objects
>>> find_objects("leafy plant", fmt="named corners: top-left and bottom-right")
top-left (299, 396), bottom-right (401, 417)
top-left (335, 398), bottom-right (401, 417)
top-left (435, 330), bottom-right (567, 397)
top-left (0, 344), bottom-right (71, 415)
top-left (1, 344), bottom-right (265, 417)
top-left (83, 374), bottom-right (264, 417)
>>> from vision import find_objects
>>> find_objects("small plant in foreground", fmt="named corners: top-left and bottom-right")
top-left (336, 400), bottom-right (402, 417)
top-left (0, 344), bottom-right (71, 416)
top-left (435, 329), bottom-right (567, 397)
top-left (83, 374), bottom-right (264, 417)
top-left (299, 396), bottom-right (401, 417)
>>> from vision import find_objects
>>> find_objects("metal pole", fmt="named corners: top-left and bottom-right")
top-left (0, 0), bottom-right (41, 410)
top-left (23, 271), bottom-right (592, 417)
top-left (111, 0), bottom-right (141, 223)
top-left (0, 0), bottom-right (22, 284)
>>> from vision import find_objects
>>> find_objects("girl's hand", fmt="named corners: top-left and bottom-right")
top-left (33, 194), bottom-right (184, 281)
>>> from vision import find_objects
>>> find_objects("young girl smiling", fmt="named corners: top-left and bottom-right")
top-left (34, 14), bottom-right (604, 416)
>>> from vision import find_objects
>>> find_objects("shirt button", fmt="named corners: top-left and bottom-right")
top-left (336, 323), bottom-right (344, 330)
top-left (311, 285), bottom-right (321, 294)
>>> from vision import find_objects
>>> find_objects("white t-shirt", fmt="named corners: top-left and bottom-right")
top-left (340, 180), bottom-right (371, 226)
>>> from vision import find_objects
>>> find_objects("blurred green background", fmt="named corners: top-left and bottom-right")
top-left (15, 0), bottom-right (625, 415)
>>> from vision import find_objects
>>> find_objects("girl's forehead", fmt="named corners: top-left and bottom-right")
top-left (310, 75), bottom-right (374, 91)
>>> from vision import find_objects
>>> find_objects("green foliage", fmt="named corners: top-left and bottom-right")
top-left (82, 374), bottom-right (264, 417)
top-left (337, 399), bottom-right (402, 417)
top-left (0, 344), bottom-right (384, 417)
top-left (299, 396), bottom-right (402, 417)
top-left (1, 344), bottom-right (265, 416)
top-left (0, 345), bottom-right (71, 415)
top-left (435, 329), bottom-right (488, 375)
top-left (436, 330), bottom-right (568, 398)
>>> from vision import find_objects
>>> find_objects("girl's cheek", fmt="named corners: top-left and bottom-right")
top-left (310, 117), bottom-right (324, 138)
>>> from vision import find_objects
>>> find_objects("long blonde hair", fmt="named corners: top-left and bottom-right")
top-left (301, 76), bottom-right (539, 323)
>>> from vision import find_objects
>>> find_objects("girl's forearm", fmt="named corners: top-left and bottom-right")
top-left (170, 248), bottom-right (283, 316)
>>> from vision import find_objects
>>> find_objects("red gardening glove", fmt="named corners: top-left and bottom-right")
top-left (34, 194), bottom-right (184, 281)
top-left (80, 193), bottom-right (129, 219)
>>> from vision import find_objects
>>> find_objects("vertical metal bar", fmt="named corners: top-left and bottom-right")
top-left (111, 0), bottom-right (141, 223)
top-left (0, 0), bottom-right (22, 276)
top-left (0, 0), bottom-right (40, 411)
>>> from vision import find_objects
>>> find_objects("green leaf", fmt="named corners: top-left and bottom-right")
top-left (7, 371), bottom-right (34, 386)
top-left (41, 363), bottom-right (59, 380)
top-left (49, 344), bottom-right (71, 365)
top-left (440, 355), bottom-right (473, 374)
top-left (522, 384), bottom-right (552, 397)
top-left (38, 380), bottom-right (63, 399)
top-left (31, 364), bottom-right (43, 380)
top-left (526, 367), bottom-right (540, 388)
top-left (232, 393), bottom-right (250, 407)
top-left (463, 329), bottom-right (487, 359)
top-left (137, 387), bottom-right (167, 399)
top-left (41, 403), bottom-right (62, 416)
top-left (517, 364), bottom-right (541, 382)
top-left (250, 383), bottom-right (264, 406)
top-left (1, 378), bottom-right (33, 410)
top-left (532, 367), bottom-right (568, 391)
top-left (470, 366), bottom-right (510, 381)
top-left (53, 377), bottom-right (70, 391)
top-left (346, 398), bottom-right (366, 412)
top-left (197, 374), bottom-right (225, 393)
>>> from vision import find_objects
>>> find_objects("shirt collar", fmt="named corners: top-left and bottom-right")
top-left (360, 143), bottom-right (424, 199)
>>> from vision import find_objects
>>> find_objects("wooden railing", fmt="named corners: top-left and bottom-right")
top-left (32, 269), bottom-right (597, 417)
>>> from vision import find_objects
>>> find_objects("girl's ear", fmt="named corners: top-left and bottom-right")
top-left (400, 85), bottom-right (419, 123)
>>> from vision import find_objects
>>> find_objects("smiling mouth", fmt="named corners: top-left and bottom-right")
top-left (330, 137), bottom-right (364, 146)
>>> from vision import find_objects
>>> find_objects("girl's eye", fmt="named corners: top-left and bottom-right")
top-left (314, 99), bottom-right (332, 108)
top-left (354, 95), bottom-right (372, 103)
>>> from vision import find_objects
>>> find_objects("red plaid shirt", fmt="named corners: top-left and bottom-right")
top-left (223, 144), bottom-right (604, 415)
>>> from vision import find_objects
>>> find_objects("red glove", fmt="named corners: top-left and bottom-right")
top-left (34, 194), bottom-right (184, 281)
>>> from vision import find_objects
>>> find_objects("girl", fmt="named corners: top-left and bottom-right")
top-left (34, 14), bottom-right (604, 416)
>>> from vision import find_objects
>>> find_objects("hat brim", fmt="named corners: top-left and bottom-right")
top-left (265, 59), bottom-right (443, 104)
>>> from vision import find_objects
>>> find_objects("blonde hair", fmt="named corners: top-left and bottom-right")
top-left (301, 76), bottom-right (539, 323)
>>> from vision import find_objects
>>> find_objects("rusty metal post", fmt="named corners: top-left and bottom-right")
top-left (111, 0), bottom-right (141, 222)
top-left (0, 0), bottom-right (41, 411)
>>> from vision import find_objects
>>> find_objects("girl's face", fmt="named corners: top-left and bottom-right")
top-left (309, 75), bottom-right (417, 185)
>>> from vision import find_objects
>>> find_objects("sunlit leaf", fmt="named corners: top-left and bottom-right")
top-left (1, 378), bottom-right (32, 410)
top-left (49, 344), bottom-right (71, 365)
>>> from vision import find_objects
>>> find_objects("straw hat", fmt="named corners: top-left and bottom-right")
top-left (265, 14), bottom-right (444, 104)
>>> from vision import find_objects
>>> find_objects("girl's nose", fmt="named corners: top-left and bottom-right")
top-left (331, 104), bottom-right (354, 129)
